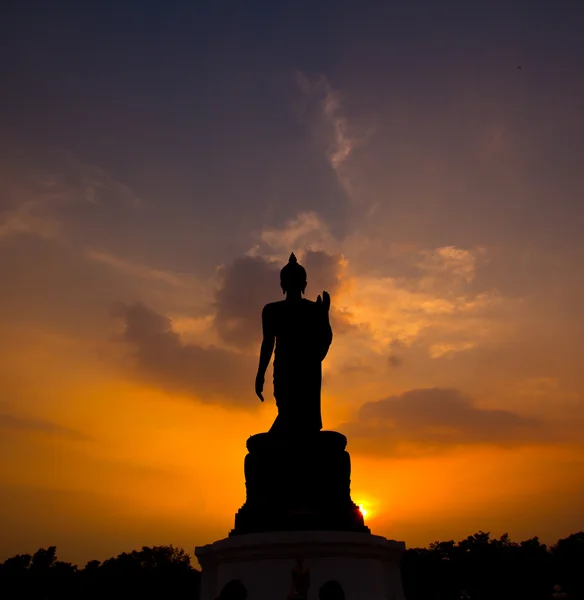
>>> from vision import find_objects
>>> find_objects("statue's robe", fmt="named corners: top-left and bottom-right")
top-left (262, 298), bottom-right (332, 436)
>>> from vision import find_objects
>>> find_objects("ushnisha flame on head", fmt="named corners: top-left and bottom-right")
top-left (280, 253), bottom-right (307, 293)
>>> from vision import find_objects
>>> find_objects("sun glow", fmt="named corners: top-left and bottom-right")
top-left (358, 504), bottom-right (368, 518)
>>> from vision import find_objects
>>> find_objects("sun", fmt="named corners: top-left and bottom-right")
top-left (358, 504), bottom-right (368, 518)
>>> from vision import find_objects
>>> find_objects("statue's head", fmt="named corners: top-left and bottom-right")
top-left (280, 253), bottom-right (307, 295)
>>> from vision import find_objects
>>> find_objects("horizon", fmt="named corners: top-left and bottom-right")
top-left (1, 0), bottom-right (584, 567)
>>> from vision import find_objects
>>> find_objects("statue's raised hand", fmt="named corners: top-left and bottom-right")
top-left (316, 291), bottom-right (331, 313)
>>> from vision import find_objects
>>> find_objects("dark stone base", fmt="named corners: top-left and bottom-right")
top-left (230, 431), bottom-right (370, 536)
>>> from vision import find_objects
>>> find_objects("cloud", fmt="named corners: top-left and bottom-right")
top-left (112, 302), bottom-right (256, 407)
top-left (340, 279), bottom-right (487, 350)
top-left (414, 246), bottom-right (488, 295)
top-left (302, 250), bottom-right (356, 333)
top-left (303, 250), bottom-right (349, 296)
top-left (71, 161), bottom-right (141, 209)
top-left (250, 211), bottom-right (336, 258)
top-left (214, 256), bottom-right (281, 348)
top-left (429, 341), bottom-right (477, 359)
top-left (342, 388), bottom-right (543, 457)
top-left (418, 246), bottom-right (484, 283)
top-left (86, 250), bottom-right (187, 287)
top-left (387, 339), bottom-right (405, 368)
top-left (295, 72), bottom-right (362, 175)
top-left (0, 411), bottom-right (90, 441)
top-left (388, 354), bottom-right (404, 368)
top-left (259, 211), bottom-right (323, 249)
top-left (339, 360), bottom-right (376, 376)
top-left (0, 147), bottom-right (140, 242)
top-left (322, 85), bottom-right (353, 170)
top-left (250, 212), bottom-right (350, 296)
top-left (214, 250), bottom-right (352, 348)
top-left (336, 246), bottom-right (518, 360)
top-left (293, 71), bottom-right (382, 217)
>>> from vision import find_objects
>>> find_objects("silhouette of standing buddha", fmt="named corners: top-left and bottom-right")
top-left (255, 253), bottom-right (332, 436)
top-left (230, 252), bottom-right (368, 536)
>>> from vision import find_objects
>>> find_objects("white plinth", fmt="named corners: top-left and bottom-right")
top-left (195, 530), bottom-right (406, 600)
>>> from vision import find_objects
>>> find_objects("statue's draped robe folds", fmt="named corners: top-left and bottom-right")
top-left (262, 298), bottom-right (332, 436)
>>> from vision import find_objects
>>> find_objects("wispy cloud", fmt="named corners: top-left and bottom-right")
top-left (73, 162), bottom-right (142, 209)
top-left (250, 211), bottom-right (336, 259)
top-left (0, 411), bottom-right (90, 441)
top-left (417, 246), bottom-right (486, 284)
top-left (322, 85), bottom-right (354, 170)
top-left (0, 148), bottom-right (141, 242)
top-left (339, 265), bottom-right (516, 356)
top-left (86, 250), bottom-right (187, 287)
top-left (429, 341), bottom-right (477, 359)
top-left (0, 199), bottom-right (62, 240)
top-left (295, 72), bottom-right (369, 197)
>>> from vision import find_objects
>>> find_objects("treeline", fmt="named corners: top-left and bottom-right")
top-left (403, 531), bottom-right (584, 600)
top-left (0, 531), bottom-right (582, 600)
top-left (0, 545), bottom-right (200, 599)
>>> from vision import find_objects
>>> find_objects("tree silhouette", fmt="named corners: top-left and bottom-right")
top-left (30, 546), bottom-right (57, 572)
top-left (551, 532), bottom-right (584, 600)
top-left (0, 553), bottom-right (32, 575)
top-left (1, 544), bottom-right (200, 600)
top-left (401, 531), bottom-right (583, 600)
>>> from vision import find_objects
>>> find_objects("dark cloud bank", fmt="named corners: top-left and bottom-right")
top-left (112, 302), bottom-right (256, 407)
top-left (342, 388), bottom-right (544, 457)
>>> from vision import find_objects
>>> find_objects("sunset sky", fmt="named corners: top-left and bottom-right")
top-left (1, 0), bottom-right (584, 567)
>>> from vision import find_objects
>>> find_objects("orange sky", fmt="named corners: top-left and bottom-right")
top-left (1, 0), bottom-right (584, 568)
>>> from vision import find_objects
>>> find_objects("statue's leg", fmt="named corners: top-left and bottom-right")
top-left (271, 388), bottom-right (291, 436)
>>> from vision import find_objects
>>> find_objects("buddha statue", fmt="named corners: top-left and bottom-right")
top-left (254, 253), bottom-right (332, 437)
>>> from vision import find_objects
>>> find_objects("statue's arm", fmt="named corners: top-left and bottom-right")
top-left (317, 291), bottom-right (333, 361)
top-left (256, 305), bottom-right (275, 379)
top-left (320, 312), bottom-right (333, 360)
